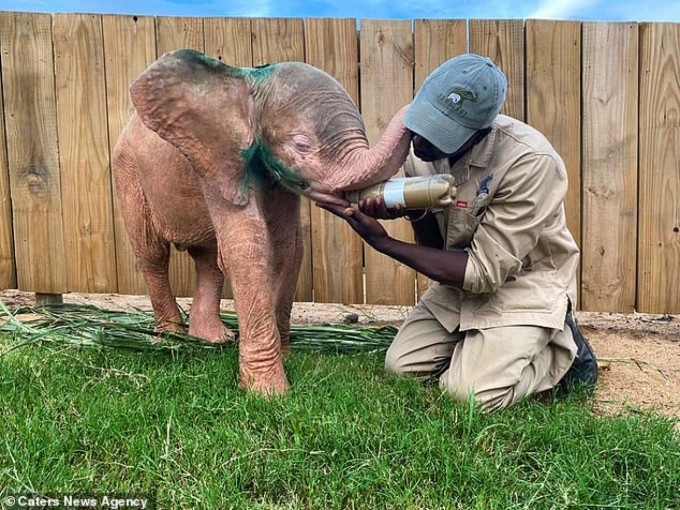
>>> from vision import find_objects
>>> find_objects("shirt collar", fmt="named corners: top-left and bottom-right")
top-left (466, 118), bottom-right (499, 169)
top-left (433, 118), bottom-right (500, 176)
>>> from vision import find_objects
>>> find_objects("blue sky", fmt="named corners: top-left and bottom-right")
top-left (4, 0), bottom-right (680, 22)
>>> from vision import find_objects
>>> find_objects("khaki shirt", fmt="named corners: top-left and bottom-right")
top-left (404, 114), bottom-right (580, 332)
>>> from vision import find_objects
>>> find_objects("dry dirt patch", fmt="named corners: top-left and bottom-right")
top-left (1, 289), bottom-right (679, 422)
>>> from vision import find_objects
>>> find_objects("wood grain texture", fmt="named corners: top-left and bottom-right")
top-left (251, 18), bottom-right (313, 302)
top-left (155, 16), bottom-right (205, 298)
top-left (414, 19), bottom-right (466, 89)
top-left (103, 14), bottom-right (157, 296)
top-left (469, 19), bottom-right (525, 122)
top-left (54, 13), bottom-right (117, 293)
top-left (0, 38), bottom-right (14, 289)
top-left (360, 19), bottom-right (416, 305)
top-left (155, 16), bottom-right (204, 55)
top-left (581, 22), bottom-right (638, 313)
top-left (305, 17), bottom-right (363, 304)
top-left (251, 17), bottom-right (304, 66)
top-left (203, 17), bottom-right (252, 299)
top-left (638, 23), bottom-right (680, 314)
top-left (413, 19), bottom-right (466, 299)
top-left (525, 20), bottom-right (582, 305)
top-left (0, 12), bottom-right (66, 293)
top-left (203, 17), bottom-right (252, 67)
top-left (526, 20), bottom-right (581, 237)
top-left (2, 15), bottom-right (676, 313)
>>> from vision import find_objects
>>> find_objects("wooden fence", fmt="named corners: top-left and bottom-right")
top-left (0, 12), bottom-right (678, 313)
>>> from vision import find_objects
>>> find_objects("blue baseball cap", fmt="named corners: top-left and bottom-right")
top-left (404, 54), bottom-right (507, 154)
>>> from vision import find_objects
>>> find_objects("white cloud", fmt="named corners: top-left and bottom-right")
top-left (529, 0), bottom-right (600, 20)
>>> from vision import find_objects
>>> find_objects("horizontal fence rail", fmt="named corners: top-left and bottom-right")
top-left (0, 12), bottom-right (678, 313)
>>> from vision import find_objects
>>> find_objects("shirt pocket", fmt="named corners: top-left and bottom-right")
top-left (445, 207), bottom-right (485, 249)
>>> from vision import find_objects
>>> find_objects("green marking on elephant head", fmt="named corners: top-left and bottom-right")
top-left (172, 49), bottom-right (277, 81)
top-left (246, 63), bottom-right (277, 81)
top-left (239, 141), bottom-right (309, 203)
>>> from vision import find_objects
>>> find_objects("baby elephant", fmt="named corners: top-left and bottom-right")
top-left (112, 49), bottom-right (411, 395)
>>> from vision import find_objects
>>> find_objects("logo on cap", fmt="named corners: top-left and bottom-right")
top-left (444, 87), bottom-right (477, 106)
top-left (438, 87), bottom-right (478, 121)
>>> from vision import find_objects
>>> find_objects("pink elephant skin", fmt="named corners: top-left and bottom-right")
top-left (112, 49), bottom-right (411, 395)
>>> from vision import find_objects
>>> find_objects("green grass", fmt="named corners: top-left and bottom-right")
top-left (1, 309), bottom-right (679, 509)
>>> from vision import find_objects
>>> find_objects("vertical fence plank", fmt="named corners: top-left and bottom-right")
top-left (305, 17), bottom-right (363, 304)
top-left (525, 20), bottom-right (582, 305)
top-left (526, 20), bottom-right (581, 239)
top-left (0, 12), bottom-right (66, 293)
top-left (155, 15), bottom-right (204, 55)
top-left (103, 14), bottom-right (157, 296)
top-left (204, 17), bottom-right (252, 68)
top-left (414, 19), bottom-right (467, 89)
top-left (251, 17), bottom-right (304, 66)
top-left (638, 23), bottom-right (680, 314)
top-left (581, 22), bottom-right (638, 312)
top-left (413, 19), bottom-right (466, 299)
top-left (203, 16), bottom-right (253, 300)
top-left (469, 19), bottom-right (525, 121)
top-left (360, 19), bottom-right (416, 305)
top-left (251, 18), bottom-right (312, 302)
top-left (0, 41), bottom-right (14, 289)
top-left (53, 13), bottom-right (117, 293)
top-left (155, 16), bottom-right (205, 298)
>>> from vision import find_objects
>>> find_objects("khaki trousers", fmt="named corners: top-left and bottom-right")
top-left (385, 303), bottom-right (577, 412)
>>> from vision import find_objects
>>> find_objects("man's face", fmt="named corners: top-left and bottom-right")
top-left (411, 133), bottom-right (450, 162)
top-left (411, 129), bottom-right (490, 164)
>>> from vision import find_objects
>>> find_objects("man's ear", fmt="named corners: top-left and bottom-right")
top-left (130, 49), bottom-right (255, 205)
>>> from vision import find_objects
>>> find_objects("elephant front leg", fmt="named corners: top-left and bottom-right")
top-left (266, 195), bottom-right (304, 357)
top-left (230, 255), bottom-right (289, 395)
top-left (215, 207), bottom-right (289, 396)
top-left (274, 229), bottom-right (303, 357)
top-left (187, 245), bottom-right (235, 343)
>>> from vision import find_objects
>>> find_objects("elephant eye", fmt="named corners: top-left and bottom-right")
top-left (292, 134), bottom-right (313, 154)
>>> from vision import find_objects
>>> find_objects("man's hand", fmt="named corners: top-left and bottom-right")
top-left (317, 198), bottom-right (468, 288)
top-left (358, 196), bottom-right (432, 224)
top-left (357, 196), bottom-right (407, 220)
top-left (316, 201), bottom-right (390, 249)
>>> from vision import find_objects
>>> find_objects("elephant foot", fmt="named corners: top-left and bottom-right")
top-left (154, 320), bottom-right (186, 335)
top-left (189, 319), bottom-right (235, 344)
top-left (239, 363), bottom-right (290, 396)
top-left (280, 339), bottom-right (291, 358)
top-left (151, 320), bottom-right (186, 343)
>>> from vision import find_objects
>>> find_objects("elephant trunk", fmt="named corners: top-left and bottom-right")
top-left (320, 105), bottom-right (412, 193)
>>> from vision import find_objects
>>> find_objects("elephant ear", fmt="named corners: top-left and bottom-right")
top-left (130, 49), bottom-right (255, 206)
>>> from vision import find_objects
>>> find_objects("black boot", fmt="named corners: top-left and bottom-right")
top-left (558, 312), bottom-right (598, 395)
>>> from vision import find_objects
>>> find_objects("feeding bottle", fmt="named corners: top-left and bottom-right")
top-left (345, 175), bottom-right (457, 210)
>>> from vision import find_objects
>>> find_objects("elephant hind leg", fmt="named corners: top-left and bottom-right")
top-left (143, 252), bottom-right (186, 335)
top-left (130, 226), bottom-right (185, 335)
top-left (112, 144), bottom-right (184, 334)
top-left (187, 245), bottom-right (235, 343)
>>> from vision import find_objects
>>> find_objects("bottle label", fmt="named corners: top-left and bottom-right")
top-left (383, 179), bottom-right (406, 208)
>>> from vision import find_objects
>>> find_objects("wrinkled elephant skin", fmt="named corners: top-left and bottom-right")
top-left (112, 49), bottom-right (411, 395)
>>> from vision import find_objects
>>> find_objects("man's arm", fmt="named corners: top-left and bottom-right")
top-left (405, 210), bottom-right (444, 249)
top-left (353, 197), bottom-right (444, 249)
top-left (317, 202), bottom-right (468, 288)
